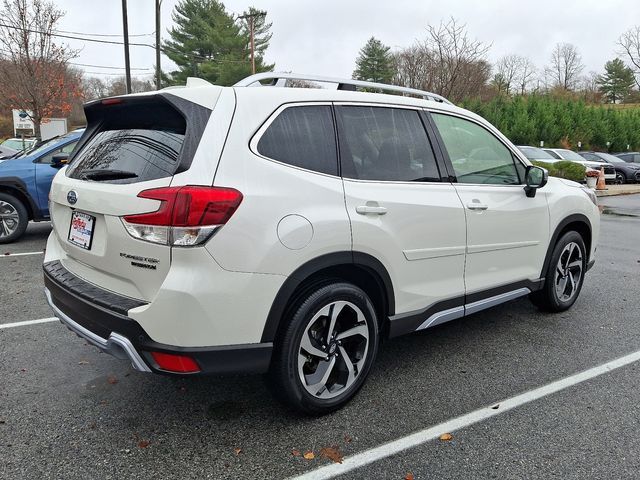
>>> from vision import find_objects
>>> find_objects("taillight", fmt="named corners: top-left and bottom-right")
top-left (121, 186), bottom-right (243, 246)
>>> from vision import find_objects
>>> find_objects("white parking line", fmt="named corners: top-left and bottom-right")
top-left (1, 251), bottom-right (44, 258)
top-left (0, 317), bottom-right (58, 329)
top-left (291, 349), bottom-right (640, 480)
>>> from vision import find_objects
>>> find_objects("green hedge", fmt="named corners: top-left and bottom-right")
top-left (531, 160), bottom-right (586, 183)
top-left (460, 94), bottom-right (640, 152)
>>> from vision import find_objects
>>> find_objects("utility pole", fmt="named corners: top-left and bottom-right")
top-left (155, 0), bottom-right (161, 89)
top-left (238, 11), bottom-right (265, 75)
top-left (121, 0), bottom-right (132, 94)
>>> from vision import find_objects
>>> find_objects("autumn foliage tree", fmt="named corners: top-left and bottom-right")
top-left (0, 0), bottom-right (81, 138)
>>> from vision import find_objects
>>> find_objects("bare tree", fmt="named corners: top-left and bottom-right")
top-left (392, 18), bottom-right (491, 101)
top-left (423, 18), bottom-right (491, 101)
top-left (492, 54), bottom-right (523, 94)
top-left (0, 0), bottom-right (80, 138)
top-left (392, 45), bottom-right (435, 91)
top-left (518, 57), bottom-right (537, 94)
top-left (580, 71), bottom-right (603, 103)
top-left (82, 77), bottom-right (109, 101)
top-left (618, 26), bottom-right (640, 89)
top-left (547, 43), bottom-right (584, 91)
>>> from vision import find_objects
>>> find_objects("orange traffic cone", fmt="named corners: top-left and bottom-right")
top-left (596, 167), bottom-right (607, 190)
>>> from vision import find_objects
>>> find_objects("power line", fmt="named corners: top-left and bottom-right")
top-left (55, 28), bottom-right (154, 38)
top-left (70, 61), bottom-right (152, 71)
top-left (0, 22), bottom-right (155, 48)
top-left (83, 71), bottom-right (153, 76)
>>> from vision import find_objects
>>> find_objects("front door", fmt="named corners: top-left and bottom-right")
top-left (429, 112), bottom-right (549, 296)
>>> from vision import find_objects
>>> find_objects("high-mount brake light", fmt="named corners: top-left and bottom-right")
top-left (121, 186), bottom-right (243, 246)
top-left (101, 98), bottom-right (123, 105)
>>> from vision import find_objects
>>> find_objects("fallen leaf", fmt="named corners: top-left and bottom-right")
top-left (344, 434), bottom-right (353, 443)
top-left (491, 404), bottom-right (500, 410)
top-left (107, 375), bottom-right (118, 385)
top-left (138, 440), bottom-right (150, 448)
top-left (439, 433), bottom-right (453, 441)
top-left (320, 446), bottom-right (343, 464)
top-left (89, 422), bottom-right (97, 429)
top-left (303, 451), bottom-right (315, 460)
top-left (20, 368), bottom-right (26, 372)
top-left (78, 360), bottom-right (89, 365)
top-left (405, 474), bottom-right (415, 480)
top-left (99, 400), bottom-right (109, 406)
top-left (292, 449), bottom-right (301, 457)
top-left (0, 419), bottom-right (6, 424)
top-left (234, 447), bottom-right (242, 455)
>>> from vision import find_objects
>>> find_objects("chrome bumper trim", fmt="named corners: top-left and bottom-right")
top-left (44, 288), bottom-right (152, 373)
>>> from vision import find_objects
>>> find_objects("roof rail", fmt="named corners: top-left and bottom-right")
top-left (233, 72), bottom-right (453, 105)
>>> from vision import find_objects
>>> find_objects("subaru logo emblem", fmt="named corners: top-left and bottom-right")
top-left (67, 190), bottom-right (77, 205)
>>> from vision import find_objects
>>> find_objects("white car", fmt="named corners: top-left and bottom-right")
top-left (43, 73), bottom-right (600, 414)
top-left (544, 148), bottom-right (616, 182)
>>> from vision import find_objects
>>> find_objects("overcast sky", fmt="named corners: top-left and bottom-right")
top-left (55, 0), bottom-right (640, 82)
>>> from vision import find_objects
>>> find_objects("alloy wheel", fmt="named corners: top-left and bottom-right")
top-left (0, 200), bottom-right (20, 238)
top-left (297, 300), bottom-right (370, 399)
top-left (554, 242), bottom-right (583, 302)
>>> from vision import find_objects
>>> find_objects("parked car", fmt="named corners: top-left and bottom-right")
top-left (0, 130), bottom-right (83, 243)
top-left (579, 151), bottom-right (640, 184)
top-left (616, 152), bottom-right (640, 164)
top-left (43, 73), bottom-right (600, 415)
top-left (517, 146), bottom-right (560, 162)
top-left (544, 148), bottom-right (616, 183)
top-left (0, 144), bottom-right (18, 159)
top-left (1, 137), bottom-right (37, 152)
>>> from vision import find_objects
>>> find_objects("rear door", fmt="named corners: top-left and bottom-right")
top-left (48, 94), bottom-right (213, 301)
top-left (336, 104), bottom-right (467, 331)
top-left (429, 111), bottom-right (549, 295)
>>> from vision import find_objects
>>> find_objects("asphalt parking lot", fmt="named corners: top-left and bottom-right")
top-left (1, 194), bottom-right (640, 480)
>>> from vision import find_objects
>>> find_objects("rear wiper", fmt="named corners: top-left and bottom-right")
top-left (81, 169), bottom-right (138, 181)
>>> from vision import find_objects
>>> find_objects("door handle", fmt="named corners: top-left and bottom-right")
top-left (356, 205), bottom-right (387, 215)
top-left (467, 203), bottom-right (488, 211)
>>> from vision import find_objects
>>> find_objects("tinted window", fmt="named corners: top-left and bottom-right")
top-left (257, 106), bottom-right (337, 175)
top-left (432, 113), bottom-right (520, 185)
top-left (67, 129), bottom-right (184, 184)
top-left (336, 106), bottom-right (439, 182)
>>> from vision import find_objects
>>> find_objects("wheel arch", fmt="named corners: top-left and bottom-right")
top-left (0, 178), bottom-right (38, 221)
top-left (261, 251), bottom-right (395, 343)
top-left (541, 214), bottom-right (592, 278)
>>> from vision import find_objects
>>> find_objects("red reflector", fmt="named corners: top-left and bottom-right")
top-left (123, 186), bottom-right (243, 227)
top-left (150, 351), bottom-right (200, 373)
top-left (101, 98), bottom-right (123, 105)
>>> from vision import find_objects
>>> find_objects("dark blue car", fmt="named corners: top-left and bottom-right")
top-left (0, 130), bottom-right (84, 243)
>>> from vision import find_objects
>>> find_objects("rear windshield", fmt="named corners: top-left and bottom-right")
top-left (66, 100), bottom-right (186, 184)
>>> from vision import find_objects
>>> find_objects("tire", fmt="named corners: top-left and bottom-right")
top-left (530, 231), bottom-right (586, 312)
top-left (615, 171), bottom-right (626, 185)
top-left (0, 192), bottom-right (28, 244)
top-left (269, 281), bottom-right (379, 415)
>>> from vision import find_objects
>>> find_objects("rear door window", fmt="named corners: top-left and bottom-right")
top-left (335, 106), bottom-right (440, 182)
top-left (256, 105), bottom-right (338, 175)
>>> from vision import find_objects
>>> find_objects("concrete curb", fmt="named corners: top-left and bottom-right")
top-left (595, 185), bottom-right (640, 197)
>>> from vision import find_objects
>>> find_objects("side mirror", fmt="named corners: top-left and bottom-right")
top-left (524, 165), bottom-right (548, 198)
top-left (50, 153), bottom-right (69, 169)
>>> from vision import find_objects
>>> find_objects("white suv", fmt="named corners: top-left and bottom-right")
top-left (44, 73), bottom-right (600, 414)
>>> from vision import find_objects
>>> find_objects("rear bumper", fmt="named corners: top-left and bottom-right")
top-left (43, 261), bottom-right (272, 375)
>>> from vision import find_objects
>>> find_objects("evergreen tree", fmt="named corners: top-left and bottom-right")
top-left (597, 58), bottom-right (635, 103)
top-left (163, 0), bottom-right (273, 86)
top-left (352, 37), bottom-right (395, 84)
